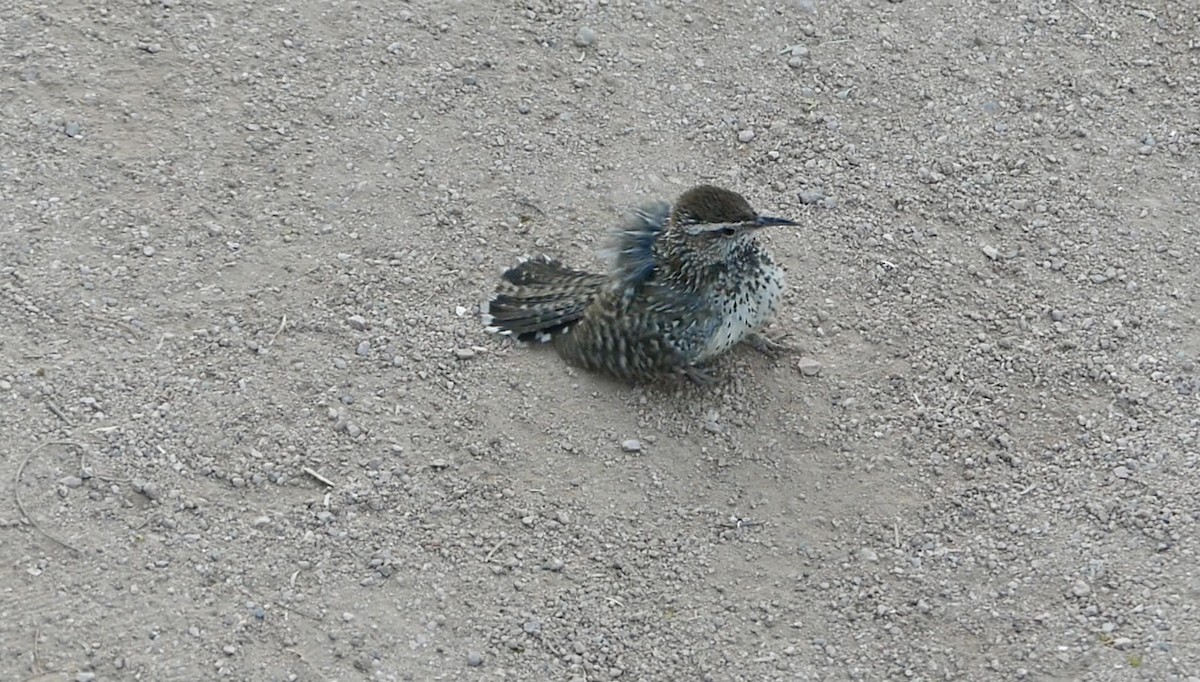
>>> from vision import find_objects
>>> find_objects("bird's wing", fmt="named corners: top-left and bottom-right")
top-left (599, 200), bottom-right (670, 294)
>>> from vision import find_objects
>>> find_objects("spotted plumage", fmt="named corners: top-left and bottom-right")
top-left (482, 185), bottom-right (795, 383)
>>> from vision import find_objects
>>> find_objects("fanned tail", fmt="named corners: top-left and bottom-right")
top-left (482, 256), bottom-right (606, 342)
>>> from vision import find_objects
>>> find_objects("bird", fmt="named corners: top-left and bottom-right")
top-left (481, 185), bottom-right (797, 383)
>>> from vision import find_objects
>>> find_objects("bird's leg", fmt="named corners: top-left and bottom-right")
top-left (678, 364), bottom-right (719, 387)
top-left (744, 331), bottom-right (798, 357)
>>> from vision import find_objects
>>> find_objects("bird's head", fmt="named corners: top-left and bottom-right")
top-left (666, 185), bottom-right (795, 265)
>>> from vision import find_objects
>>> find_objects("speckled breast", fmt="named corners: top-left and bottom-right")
top-left (698, 260), bottom-right (784, 361)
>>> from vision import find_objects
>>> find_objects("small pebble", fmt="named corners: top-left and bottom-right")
top-left (64, 122), bottom-right (82, 137)
top-left (1071, 580), bottom-right (1091, 597)
top-left (347, 315), bottom-right (367, 330)
top-left (620, 439), bottom-right (642, 453)
top-left (574, 27), bottom-right (596, 47)
top-left (355, 340), bottom-right (371, 356)
top-left (798, 190), bottom-right (825, 205)
top-left (132, 480), bottom-right (159, 500)
top-left (738, 129), bottom-right (756, 143)
top-left (797, 357), bottom-right (822, 376)
top-left (466, 651), bottom-right (484, 667)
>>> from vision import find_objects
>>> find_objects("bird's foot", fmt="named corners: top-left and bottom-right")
top-left (745, 332), bottom-right (798, 358)
top-left (678, 365), bottom-right (719, 387)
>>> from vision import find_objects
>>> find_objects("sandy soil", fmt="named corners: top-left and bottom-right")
top-left (2, 0), bottom-right (1199, 680)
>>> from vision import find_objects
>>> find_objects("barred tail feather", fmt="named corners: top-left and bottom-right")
top-left (483, 256), bottom-right (605, 343)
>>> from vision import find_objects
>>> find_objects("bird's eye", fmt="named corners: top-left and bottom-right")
top-left (720, 227), bottom-right (737, 237)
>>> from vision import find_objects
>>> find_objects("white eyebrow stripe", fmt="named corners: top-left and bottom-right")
top-left (684, 221), bottom-right (744, 235)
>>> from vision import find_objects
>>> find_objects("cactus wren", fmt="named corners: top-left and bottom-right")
top-left (482, 185), bottom-right (796, 383)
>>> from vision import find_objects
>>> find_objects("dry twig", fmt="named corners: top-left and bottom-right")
top-left (14, 441), bottom-right (84, 556)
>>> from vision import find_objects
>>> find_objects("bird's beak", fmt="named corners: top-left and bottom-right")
top-left (754, 215), bottom-right (797, 228)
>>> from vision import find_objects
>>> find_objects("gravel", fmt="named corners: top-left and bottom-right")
top-left (2, 0), bottom-right (1197, 680)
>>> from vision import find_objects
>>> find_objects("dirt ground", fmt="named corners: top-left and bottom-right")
top-left (2, 0), bottom-right (1198, 680)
